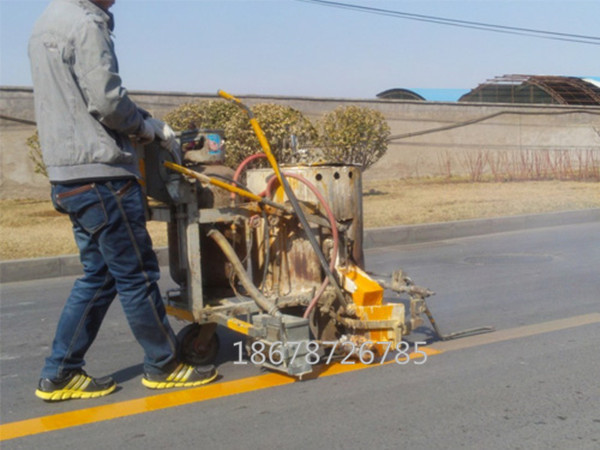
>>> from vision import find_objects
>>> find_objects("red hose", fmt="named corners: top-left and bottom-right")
top-left (230, 153), bottom-right (267, 202)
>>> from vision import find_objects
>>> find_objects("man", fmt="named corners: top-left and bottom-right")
top-left (28, 0), bottom-right (216, 401)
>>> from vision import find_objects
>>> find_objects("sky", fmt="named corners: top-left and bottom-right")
top-left (1, 0), bottom-right (599, 101)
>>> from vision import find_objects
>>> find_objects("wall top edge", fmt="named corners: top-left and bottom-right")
top-left (2, 86), bottom-right (599, 111)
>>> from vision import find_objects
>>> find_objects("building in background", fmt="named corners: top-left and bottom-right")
top-left (459, 74), bottom-right (600, 105)
top-left (376, 88), bottom-right (425, 101)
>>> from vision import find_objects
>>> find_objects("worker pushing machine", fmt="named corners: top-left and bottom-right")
top-left (28, 0), bottom-right (496, 402)
top-left (28, 0), bottom-right (217, 401)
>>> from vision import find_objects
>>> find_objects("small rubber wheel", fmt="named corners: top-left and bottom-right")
top-left (177, 323), bottom-right (220, 365)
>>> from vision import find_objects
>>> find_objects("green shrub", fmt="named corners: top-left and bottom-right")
top-left (317, 105), bottom-right (390, 169)
top-left (163, 100), bottom-right (238, 131)
top-left (162, 101), bottom-right (390, 170)
top-left (223, 103), bottom-right (317, 167)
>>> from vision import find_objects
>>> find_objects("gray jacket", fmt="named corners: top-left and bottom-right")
top-left (29, 0), bottom-right (145, 182)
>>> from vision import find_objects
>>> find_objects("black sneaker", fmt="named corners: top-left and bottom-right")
top-left (35, 370), bottom-right (116, 401)
top-left (141, 363), bottom-right (217, 389)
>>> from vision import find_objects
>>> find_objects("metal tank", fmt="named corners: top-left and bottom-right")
top-left (245, 164), bottom-right (364, 300)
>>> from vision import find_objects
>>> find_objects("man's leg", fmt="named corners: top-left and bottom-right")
top-left (37, 183), bottom-right (119, 400)
top-left (98, 179), bottom-right (216, 388)
top-left (94, 180), bottom-right (178, 374)
top-left (39, 179), bottom-right (215, 397)
top-left (40, 248), bottom-right (116, 379)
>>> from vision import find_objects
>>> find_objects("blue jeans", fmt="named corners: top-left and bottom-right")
top-left (41, 179), bottom-right (177, 380)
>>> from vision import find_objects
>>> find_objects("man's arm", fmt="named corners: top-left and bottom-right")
top-left (72, 16), bottom-right (144, 136)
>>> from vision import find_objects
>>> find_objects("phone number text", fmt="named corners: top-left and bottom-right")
top-left (233, 340), bottom-right (428, 366)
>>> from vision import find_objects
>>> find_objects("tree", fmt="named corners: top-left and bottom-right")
top-left (317, 105), bottom-right (390, 169)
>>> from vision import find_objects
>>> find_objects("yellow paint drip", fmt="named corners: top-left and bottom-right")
top-left (227, 318), bottom-right (253, 336)
top-left (338, 265), bottom-right (384, 307)
top-left (356, 303), bottom-right (406, 346)
top-left (165, 305), bottom-right (194, 322)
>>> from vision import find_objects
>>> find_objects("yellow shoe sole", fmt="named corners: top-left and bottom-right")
top-left (35, 383), bottom-right (116, 401)
top-left (141, 370), bottom-right (218, 389)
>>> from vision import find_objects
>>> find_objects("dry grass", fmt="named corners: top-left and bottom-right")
top-left (1, 180), bottom-right (598, 260)
top-left (0, 199), bottom-right (168, 260)
top-left (362, 179), bottom-right (600, 228)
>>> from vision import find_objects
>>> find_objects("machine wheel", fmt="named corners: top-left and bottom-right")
top-left (177, 323), bottom-right (220, 365)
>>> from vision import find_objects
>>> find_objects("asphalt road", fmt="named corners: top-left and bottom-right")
top-left (1, 222), bottom-right (599, 449)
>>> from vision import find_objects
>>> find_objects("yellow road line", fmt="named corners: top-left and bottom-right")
top-left (0, 347), bottom-right (438, 442)
top-left (431, 312), bottom-right (600, 352)
top-left (3, 312), bottom-right (599, 441)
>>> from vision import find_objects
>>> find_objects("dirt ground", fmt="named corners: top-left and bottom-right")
top-left (0, 179), bottom-right (598, 260)
top-left (362, 179), bottom-right (600, 226)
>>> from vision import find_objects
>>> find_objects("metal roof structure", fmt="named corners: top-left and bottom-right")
top-left (376, 88), bottom-right (425, 101)
top-left (459, 75), bottom-right (600, 105)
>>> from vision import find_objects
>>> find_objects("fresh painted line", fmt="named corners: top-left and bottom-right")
top-left (2, 312), bottom-right (599, 441)
top-left (0, 348), bottom-right (438, 441)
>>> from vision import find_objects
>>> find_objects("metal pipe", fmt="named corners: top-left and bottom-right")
top-left (164, 160), bottom-right (292, 213)
top-left (208, 229), bottom-right (281, 317)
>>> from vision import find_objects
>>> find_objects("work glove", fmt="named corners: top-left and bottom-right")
top-left (146, 118), bottom-right (182, 165)
top-left (136, 119), bottom-right (156, 145)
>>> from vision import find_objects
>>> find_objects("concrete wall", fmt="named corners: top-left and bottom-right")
top-left (1, 86), bottom-right (599, 199)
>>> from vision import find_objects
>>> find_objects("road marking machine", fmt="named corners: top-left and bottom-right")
top-left (141, 91), bottom-right (492, 378)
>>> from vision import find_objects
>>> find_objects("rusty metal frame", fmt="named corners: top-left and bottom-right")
top-left (460, 74), bottom-right (600, 105)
